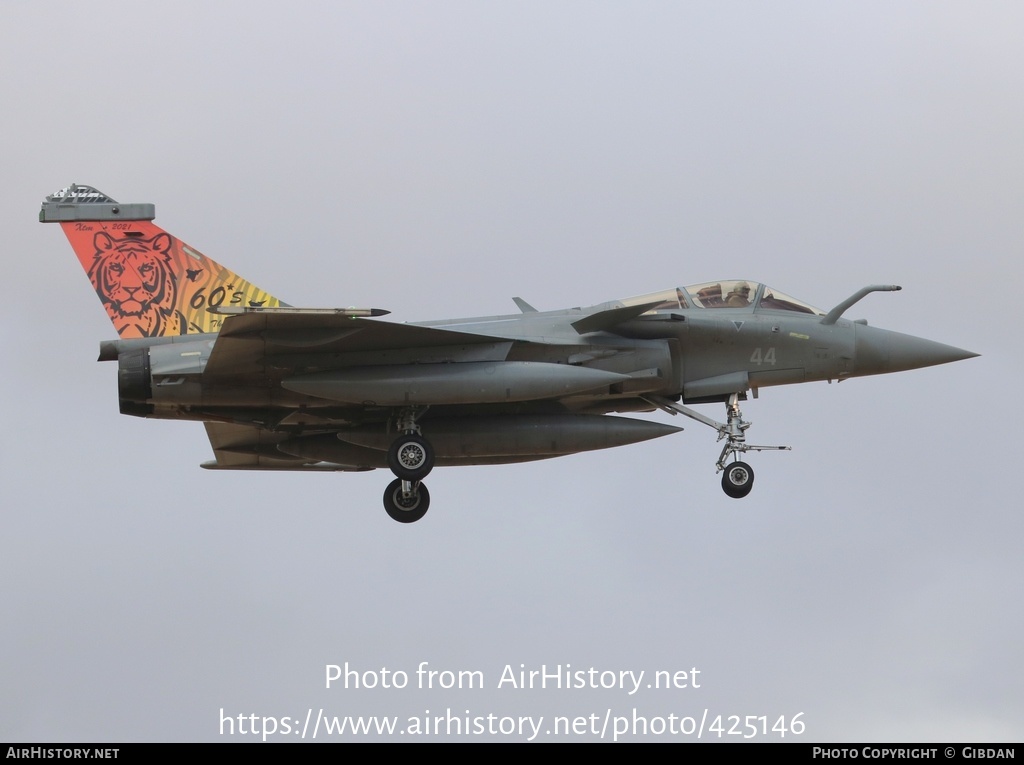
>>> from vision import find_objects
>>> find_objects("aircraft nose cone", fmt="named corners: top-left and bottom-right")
top-left (854, 324), bottom-right (978, 376)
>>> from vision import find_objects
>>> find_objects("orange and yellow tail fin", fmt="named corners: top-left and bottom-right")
top-left (41, 184), bottom-right (281, 338)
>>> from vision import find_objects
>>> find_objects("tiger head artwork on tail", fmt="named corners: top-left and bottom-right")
top-left (87, 231), bottom-right (180, 337)
top-left (45, 184), bottom-right (281, 338)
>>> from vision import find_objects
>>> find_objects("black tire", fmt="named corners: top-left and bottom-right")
top-left (387, 433), bottom-right (435, 481)
top-left (383, 479), bottom-right (430, 523)
top-left (721, 461), bottom-right (754, 499)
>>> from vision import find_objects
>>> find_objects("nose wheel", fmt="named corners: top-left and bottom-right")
top-left (721, 461), bottom-right (754, 498)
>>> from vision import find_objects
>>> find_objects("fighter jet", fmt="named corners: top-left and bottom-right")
top-left (41, 184), bottom-right (977, 522)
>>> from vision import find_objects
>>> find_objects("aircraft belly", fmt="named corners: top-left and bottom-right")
top-left (748, 368), bottom-right (806, 387)
top-left (276, 434), bottom-right (561, 468)
top-left (281, 362), bottom-right (630, 406)
top-left (683, 371), bottom-right (750, 400)
top-left (334, 414), bottom-right (682, 457)
top-left (276, 434), bottom-right (388, 468)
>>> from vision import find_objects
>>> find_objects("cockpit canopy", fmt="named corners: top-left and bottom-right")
top-left (621, 281), bottom-right (823, 316)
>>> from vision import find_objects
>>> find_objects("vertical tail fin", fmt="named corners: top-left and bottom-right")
top-left (41, 184), bottom-right (282, 338)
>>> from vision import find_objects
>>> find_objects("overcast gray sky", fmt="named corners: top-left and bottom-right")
top-left (2, 1), bottom-right (1020, 742)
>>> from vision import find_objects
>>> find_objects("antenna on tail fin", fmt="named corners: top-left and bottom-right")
top-left (41, 184), bottom-right (282, 339)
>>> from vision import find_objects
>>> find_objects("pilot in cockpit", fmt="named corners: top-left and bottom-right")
top-left (725, 282), bottom-right (752, 307)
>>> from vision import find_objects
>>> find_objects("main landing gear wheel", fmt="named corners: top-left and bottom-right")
top-left (383, 478), bottom-right (430, 523)
top-left (387, 433), bottom-right (435, 481)
top-left (721, 461), bottom-right (754, 499)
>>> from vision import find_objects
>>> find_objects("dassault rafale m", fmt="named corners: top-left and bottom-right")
top-left (42, 184), bottom-right (977, 522)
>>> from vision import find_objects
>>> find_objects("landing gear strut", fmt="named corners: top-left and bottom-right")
top-left (645, 392), bottom-right (790, 499)
top-left (383, 407), bottom-right (434, 522)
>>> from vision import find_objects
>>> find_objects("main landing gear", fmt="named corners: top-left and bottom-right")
top-left (645, 392), bottom-right (790, 499)
top-left (382, 408), bottom-right (435, 523)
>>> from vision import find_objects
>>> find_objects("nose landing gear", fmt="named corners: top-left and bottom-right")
top-left (645, 392), bottom-right (789, 499)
